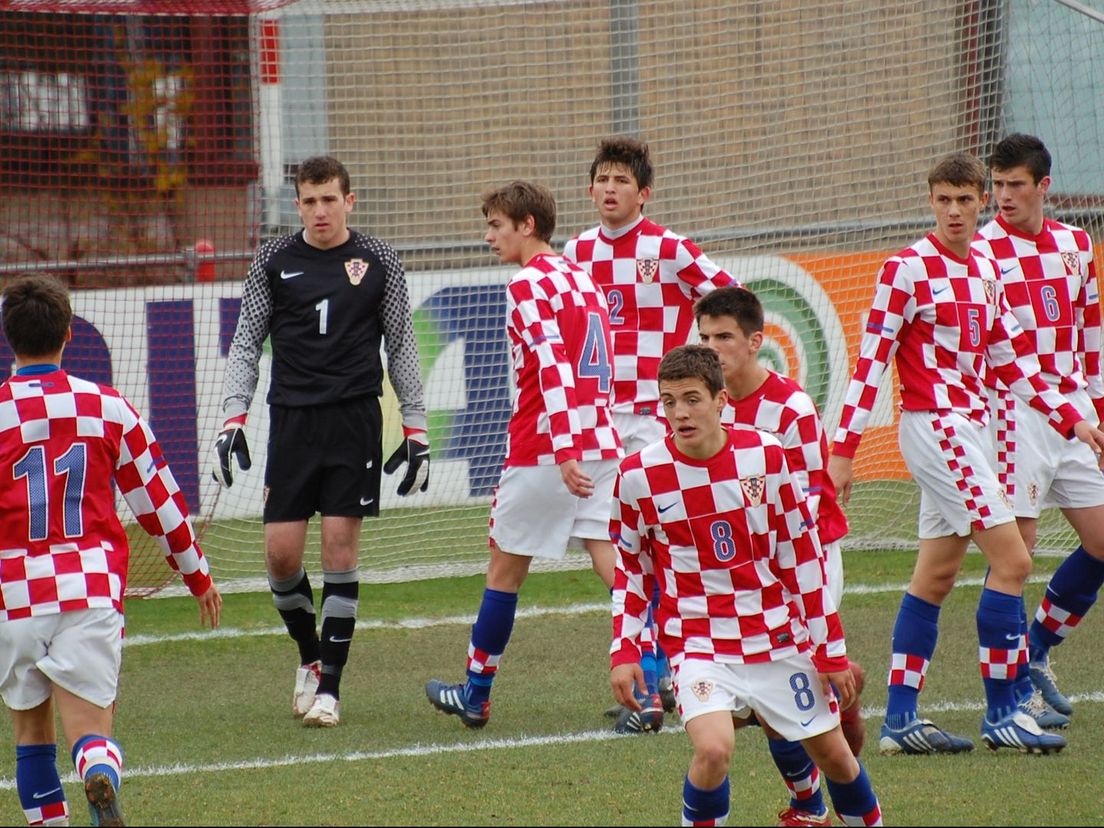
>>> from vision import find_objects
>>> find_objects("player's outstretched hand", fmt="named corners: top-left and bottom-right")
top-left (1072, 420), bottom-right (1104, 469)
top-left (610, 663), bottom-right (646, 711)
top-left (827, 454), bottom-right (854, 504)
top-left (211, 421), bottom-right (251, 488)
top-left (384, 427), bottom-right (430, 495)
top-left (196, 582), bottom-right (222, 629)
top-left (559, 458), bottom-right (594, 498)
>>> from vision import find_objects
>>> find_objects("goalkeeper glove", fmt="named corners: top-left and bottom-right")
top-left (211, 417), bottom-right (251, 488)
top-left (384, 426), bottom-right (430, 496)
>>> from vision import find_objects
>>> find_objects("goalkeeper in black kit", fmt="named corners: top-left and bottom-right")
top-left (212, 155), bottom-right (429, 728)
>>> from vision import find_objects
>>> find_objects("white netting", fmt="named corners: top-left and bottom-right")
top-left (1, 0), bottom-right (1101, 591)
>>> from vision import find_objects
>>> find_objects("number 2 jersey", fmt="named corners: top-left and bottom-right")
top-left (609, 427), bottom-right (846, 672)
top-left (563, 217), bottom-right (738, 415)
top-left (504, 253), bottom-right (622, 467)
top-left (0, 369), bottom-right (211, 620)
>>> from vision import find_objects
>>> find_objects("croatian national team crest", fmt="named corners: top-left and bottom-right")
top-left (982, 278), bottom-right (996, 303)
top-left (637, 258), bottom-right (659, 284)
top-left (1027, 482), bottom-right (1040, 507)
top-left (740, 474), bottom-right (765, 507)
top-left (690, 679), bottom-right (715, 702)
top-left (1061, 251), bottom-right (1082, 276)
top-left (346, 258), bottom-right (369, 285)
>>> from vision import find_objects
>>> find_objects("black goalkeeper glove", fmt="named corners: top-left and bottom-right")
top-left (211, 419), bottom-right (251, 488)
top-left (384, 427), bottom-right (430, 496)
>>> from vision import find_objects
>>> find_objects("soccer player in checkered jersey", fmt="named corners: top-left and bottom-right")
top-left (0, 273), bottom-right (222, 828)
top-left (213, 156), bottom-right (429, 729)
top-left (696, 286), bottom-right (865, 827)
top-left (973, 134), bottom-right (1104, 726)
top-left (424, 181), bottom-right (622, 728)
top-left (828, 152), bottom-right (1104, 756)
top-left (610, 345), bottom-right (882, 827)
top-left (564, 136), bottom-right (740, 732)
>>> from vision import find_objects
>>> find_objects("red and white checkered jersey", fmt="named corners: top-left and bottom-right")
top-left (722, 371), bottom-right (849, 544)
top-left (832, 233), bottom-right (1084, 459)
top-left (973, 214), bottom-right (1104, 422)
top-left (0, 370), bottom-right (212, 621)
top-left (610, 428), bottom-right (847, 673)
top-left (504, 253), bottom-right (622, 467)
top-left (563, 217), bottom-right (739, 414)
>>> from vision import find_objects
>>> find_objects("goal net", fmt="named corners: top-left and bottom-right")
top-left (2, 0), bottom-right (1102, 593)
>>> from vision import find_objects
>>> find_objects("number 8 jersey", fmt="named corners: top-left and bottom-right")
top-left (610, 426), bottom-right (846, 672)
top-left (504, 253), bottom-right (622, 467)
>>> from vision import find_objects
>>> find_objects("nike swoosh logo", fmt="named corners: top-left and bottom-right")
top-left (932, 286), bottom-right (949, 296)
top-left (800, 715), bottom-right (817, 727)
top-left (657, 502), bottom-right (677, 513)
top-left (280, 270), bottom-right (304, 280)
top-left (1005, 633), bottom-right (1021, 641)
top-left (360, 497), bottom-right (374, 506)
top-left (1000, 266), bottom-right (1016, 275)
top-left (414, 449), bottom-right (430, 458)
top-left (33, 787), bottom-right (61, 800)
top-left (328, 636), bottom-right (352, 643)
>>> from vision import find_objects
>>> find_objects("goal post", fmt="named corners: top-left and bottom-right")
top-left (2, 0), bottom-right (1103, 593)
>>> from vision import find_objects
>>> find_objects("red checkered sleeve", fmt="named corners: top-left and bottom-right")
top-left (114, 398), bottom-right (211, 597)
top-left (779, 397), bottom-right (834, 535)
top-left (722, 375), bottom-right (848, 544)
top-left (672, 235), bottom-right (739, 297)
top-left (832, 259), bottom-right (910, 458)
top-left (610, 459), bottom-right (652, 668)
top-left (507, 275), bottom-right (582, 464)
top-left (1077, 253), bottom-right (1104, 423)
top-left (768, 445), bottom-right (848, 673)
top-left (985, 293), bottom-right (1084, 439)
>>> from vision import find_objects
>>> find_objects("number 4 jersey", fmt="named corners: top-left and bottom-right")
top-left (503, 253), bottom-right (622, 467)
top-left (0, 369), bottom-right (211, 620)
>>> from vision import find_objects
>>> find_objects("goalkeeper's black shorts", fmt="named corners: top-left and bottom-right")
top-left (263, 396), bottom-right (382, 522)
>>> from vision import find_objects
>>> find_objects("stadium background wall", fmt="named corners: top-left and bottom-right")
top-left (1, 0), bottom-right (1102, 587)
top-left (9, 253), bottom-right (901, 519)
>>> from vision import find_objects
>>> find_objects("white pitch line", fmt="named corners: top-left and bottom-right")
top-left (2, 691), bottom-right (1103, 791)
top-left (0, 729), bottom-right (645, 791)
top-left (0, 571), bottom-right (1079, 791)
top-left (123, 601), bottom-right (610, 647)
top-left (124, 573), bottom-right (1055, 648)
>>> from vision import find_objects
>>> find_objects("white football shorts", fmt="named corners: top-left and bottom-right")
top-left (489, 459), bottom-right (619, 558)
top-left (0, 608), bottom-right (123, 710)
top-left (899, 410), bottom-right (1014, 538)
top-left (674, 654), bottom-right (841, 742)
top-left (991, 387), bottom-right (1104, 517)
top-left (613, 411), bottom-right (667, 455)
